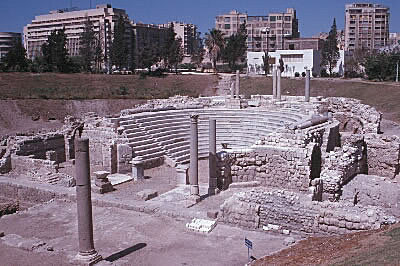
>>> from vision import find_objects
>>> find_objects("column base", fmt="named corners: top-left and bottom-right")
top-left (190, 185), bottom-right (199, 196)
top-left (74, 250), bottom-right (102, 266)
top-left (208, 187), bottom-right (220, 196)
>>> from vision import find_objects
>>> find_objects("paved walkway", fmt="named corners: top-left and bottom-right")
top-left (0, 187), bottom-right (294, 266)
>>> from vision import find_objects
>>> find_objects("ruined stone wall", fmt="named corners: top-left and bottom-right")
top-left (11, 155), bottom-right (58, 176)
top-left (216, 122), bottom-right (340, 192)
top-left (364, 134), bottom-right (400, 179)
top-left (326, 97), bottom-right (382, 134)
top-left (81, 116), bottom-right (122, 174)
top-left (219, 188), bottom-right (396, 235)
top-left (225, 145), bottom-right (313, 192)
top-left (320, 135), bottom-right (367, 201)
top-left (13, 133), bottom-right (66, 163)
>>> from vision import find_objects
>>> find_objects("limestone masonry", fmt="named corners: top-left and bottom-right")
top-left (0, 94), bottom-right (399, 236)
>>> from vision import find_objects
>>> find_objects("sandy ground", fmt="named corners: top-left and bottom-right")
top-left (0, 200), bottom-right (290, 266)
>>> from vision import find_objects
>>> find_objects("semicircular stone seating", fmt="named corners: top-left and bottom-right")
top-left (118, 108), bottom-right (307, 167)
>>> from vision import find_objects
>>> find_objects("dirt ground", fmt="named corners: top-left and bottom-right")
top-left (0, 200), bottom-right (289, 266)
top-left (255, 223), bottom-right (400, 266)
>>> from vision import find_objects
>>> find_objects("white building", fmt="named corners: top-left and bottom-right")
top-left (159, 21), bottom-right (197, 56)
top-left (247, 49), bottom-right (344, 77)
top-left (23, 4), bottom-right (131, 65)
top-left (0, 32), bottom-right (21, 61)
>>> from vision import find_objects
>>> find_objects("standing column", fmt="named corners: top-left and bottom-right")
top-left (277, 68), bottom-right (281, 101)
top-left (74, 138), bottom-right (102, 264)
top-left (235, 70), bottom-right (240, 98)
top-left (272, 68), bottom-right (277, 99)
top-left (230, 80), bottom-right (235, 98)
top-left (305, 69), bottom-right (310, 102)
top-left (189, 114), bottom-right (200, 199)
top-left (208, 119), bottom-right (217, 195)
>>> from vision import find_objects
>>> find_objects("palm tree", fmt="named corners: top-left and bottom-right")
top-left (205, 29), bottom-right (224, 73)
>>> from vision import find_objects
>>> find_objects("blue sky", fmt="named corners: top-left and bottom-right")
top-left (1, 0), bottom-right (399, 37)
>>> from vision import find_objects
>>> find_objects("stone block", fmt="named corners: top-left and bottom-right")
top-left (136, 189), bottom-right (158, 201)
top-left (207, 211), bottom-right (219, 219)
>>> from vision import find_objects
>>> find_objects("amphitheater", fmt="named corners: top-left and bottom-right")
top-left (1, 91), bottom-right (400, 244)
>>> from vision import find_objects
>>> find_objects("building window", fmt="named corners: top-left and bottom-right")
top-left (284, 16), bottom-right (291, 21)
top-left (224, 24), bottom-right (231, 29)
top-left (224, 17), bottom-right (230, 22)
top-left (269, 16), bottom-right (276, 22)
top-left (281, 54), bottom-right (303, 63)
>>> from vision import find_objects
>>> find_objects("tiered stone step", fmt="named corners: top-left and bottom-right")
top-left (119, 108), bottom-right (309, 167)
top-left (120, 114), bottom-right (165, 166)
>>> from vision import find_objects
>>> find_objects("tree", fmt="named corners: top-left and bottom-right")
top-left (205, 29), bottom-right (224, 73)
top-left (191, 33), bottom-right (205, 69)
top-left (169, 37), bottom-right (184, 73)
top-left (363, 51), bottom-right (400, 81)
top-left (321, 18), bottom-right (340, 77)
top-left (262, 52), bottom-right (270, 75)
top-left (161, 23), bottom-right (177, 70)
top-left (41, 28), bottom-right (69, 72)
top-left (279, 58), bottom-right (285, 73)
top-left (1, 39), bottom-right (29, 72)
top-left (79, 17), bottom-right (96, 72)
top-left (93, 35), bottom-right (104, 73)
top-left (221, 23), bottom-right (247, 72)
top-left (137, 39), bottom-right (160, 71)
top-left (111, 16), bottom-right (128, 70)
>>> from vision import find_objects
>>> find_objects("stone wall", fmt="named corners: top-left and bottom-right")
top-left (81, 116), bottom-right (121, 174)
top-left (11, 155), bottom-right (58, 176)
top-left (364, 134), bottom-right (400, 179)
top-left (225, 145), bottom-right (314, 192)
top-left (219, 188), bottom-right (396, 235)
top-left (320, 135), bottom-right (367, 201)
top-left (216, 121), bottom-right (340, 193)
top-left (326, 97), bottom-right (382, 134)
top-left (13, 133), bottom-right (66, 163)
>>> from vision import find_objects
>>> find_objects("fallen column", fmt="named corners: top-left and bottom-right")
top-left (190, 114), bottom-right (200, 200)
top-left (74, 138), bottom-right (102, 265)
top-left (208, 119), bottom-right (218, 195)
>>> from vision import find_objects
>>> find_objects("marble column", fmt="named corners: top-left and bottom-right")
top-left (208, 119), bottom-right (217, 195)
top-left (277, 68), bottom-right (281, 101)
top-left (235, 70), bottom-right (240, 98)
top-left (305, 69), bottom-right (310, 102)
top-left (189, 114), bottom-right (200, 198)
top-left (272, 68), bottom-right (277, 99)
top-left (74, 138), bottom-right (102, 265)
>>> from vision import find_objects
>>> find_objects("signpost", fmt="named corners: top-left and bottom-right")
top-left (245, 238), bottom-right (253, 262)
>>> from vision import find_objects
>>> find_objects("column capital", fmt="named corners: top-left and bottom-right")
top-left (190, 114), bottom-right (199, 123)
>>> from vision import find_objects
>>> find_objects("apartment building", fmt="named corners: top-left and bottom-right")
top-left (23, 4), bottom-right (133, 68)
top-left (283, 38), bottom-right (324, 51)
top-left (344, 3), bottom-right (390, 52)
top-left (0, 32), bottom-right (21, 61)
top-left (389, 32), bottom-right (400, 46)
top-left (132, 22), bottom-right (168, 67)
top-left (159, 21), bottom-right (197, 56)
top-left (215, 8), bottom-right (299, 52)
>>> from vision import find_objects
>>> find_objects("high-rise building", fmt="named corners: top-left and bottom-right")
top-left (344, 3), bottom-right (390, 52)
top-left (159, 21), bottom-right (197, 56)
top-left (0, 32), bottom-right (21, 61)
top-left (389, 32), bottom-right (400, 46)
top-left (23, 4), bottom-right (133, 69)
top-left (215, 8), bottom-right (299, 52)
top-left (132, 22), bottom-right (168, 67)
